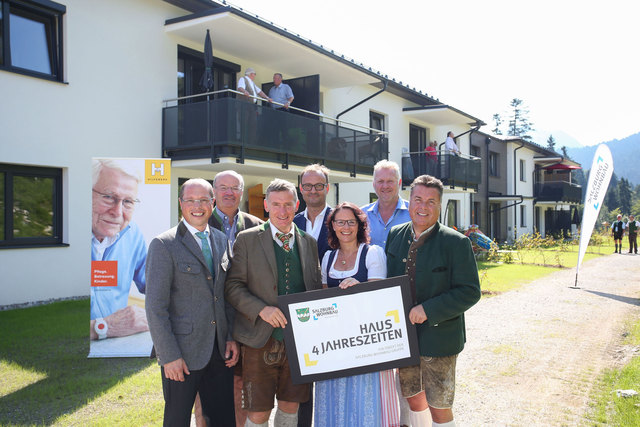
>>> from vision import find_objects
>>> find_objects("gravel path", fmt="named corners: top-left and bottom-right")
top-left (454, 253), bottom-right (640, 426)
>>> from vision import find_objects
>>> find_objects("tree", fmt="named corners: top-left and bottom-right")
top-left (561, 146), bottom-right (569, 159)
top-left (492, 113), bottom-right (503, 135)
top-left (507, 98), bottom-right (534, 141)
top-left (546, 134), bottom-right (556, 151)
top-left (618, 178), bottom-right (632, 215)
top-left (605, 173), bottom-right (619, 211)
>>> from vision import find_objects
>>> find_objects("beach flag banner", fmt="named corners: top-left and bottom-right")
top-left (575, 144), bottom-right (613, 287)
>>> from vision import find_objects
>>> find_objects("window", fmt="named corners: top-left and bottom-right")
top-left (473, 202), bottom-right (481, 226)
top-left (471, 145), bottom-right (480, 158)
top-left (489, 152), bottom-right (499, 177)
top-left (0, 163), bottom-right (63, 247)
top-left (0, 0), bottom-right (65, 81)
top-left (446, 200), bottom-right (458, 229)
top-left (369, 111), bottom-right (385, 132)
top-left (520, 159), bottom-right (526, 181)
top-left (520, 205), bottom-right (527, 227)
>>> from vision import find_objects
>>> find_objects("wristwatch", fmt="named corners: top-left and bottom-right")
top-left (94, 318), bottom-right (108, 340)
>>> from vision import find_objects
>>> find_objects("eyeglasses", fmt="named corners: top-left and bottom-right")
top-left (333, 219), bottom-right (357, 227)
top-left (216, 185), bottom-right (242, 193)
top-left (301, 183), bottom-right (327, 191)
top-left (93, 189), bottom-right (139, 211)
top-left (181, 198), bottom-right (213, 206)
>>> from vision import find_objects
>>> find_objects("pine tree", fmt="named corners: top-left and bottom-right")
top-left (561, 146), bottom-right (569, 159)
top-left (618, 178), bottom-right (632, 215)
top-left (507, 98), bottom-right (534, 141)
top-left (546, 135), bottom-right (556, 151)
top-left (492, 113), bottom-right (503, 135)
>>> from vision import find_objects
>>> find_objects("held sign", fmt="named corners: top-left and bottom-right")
top-left (278, 276), bottom-right (419, 384)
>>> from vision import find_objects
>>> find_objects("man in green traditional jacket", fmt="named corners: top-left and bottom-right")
top-left (386, 174), bottom-right (481, 427)
top-left (627, 214), bottom-right (639, 254)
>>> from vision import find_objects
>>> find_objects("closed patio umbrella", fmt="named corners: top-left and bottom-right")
top-left (199, 29), bottom-right (214, 92)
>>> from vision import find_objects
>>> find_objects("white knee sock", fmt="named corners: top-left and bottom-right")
top-left (432, 420), bottom-right (456, 427)
top-left (274, 408), bottom-right (298, 427)
top-left (244, 417), bottom-right (268, 427)
top-left (409, 408), bottom-right (430, 427)
top-left (396, 370), bottom-right (411, 426)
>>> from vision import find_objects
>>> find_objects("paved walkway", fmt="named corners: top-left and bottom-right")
top-left (455, 253), bottom-right (640, 425)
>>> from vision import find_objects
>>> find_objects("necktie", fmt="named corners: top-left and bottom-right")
top-left (276, 232), bottom-right (292, 252)
top-left (195, 231), bottom-right (214, 273)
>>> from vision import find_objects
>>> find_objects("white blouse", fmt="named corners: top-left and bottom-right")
top-left (321, 243), bottom-right (387, 284)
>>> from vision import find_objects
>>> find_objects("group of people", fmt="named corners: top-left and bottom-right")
top-left (611, 213), bottom-right (639, 254)
top-left (90, 157), bottom-right (481, 427)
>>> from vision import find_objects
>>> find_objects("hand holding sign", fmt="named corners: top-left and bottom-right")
top-left (259, 306), bottom-right (288, 328)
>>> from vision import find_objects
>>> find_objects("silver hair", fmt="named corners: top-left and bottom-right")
top-left (265, 179), bottom-right (298, 203)
top-left (213, 170), bottom-right (245, 191)
top-left (92, 158), bottom-right (142, 188)
top-left (373, 159), bottom-right (400, 181)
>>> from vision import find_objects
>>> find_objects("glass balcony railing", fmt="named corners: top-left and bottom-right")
top-left (162, 91), bottom-right (388, 176)
top-left (534, 181), bottom-right (582, 203)
top-left (401, 150), bottom-right (481, 190)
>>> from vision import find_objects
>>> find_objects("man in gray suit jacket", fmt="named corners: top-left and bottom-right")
top-left (146, 178), bottom-right (237, 427)
top-left (225, 179), bottom-right (322, 427)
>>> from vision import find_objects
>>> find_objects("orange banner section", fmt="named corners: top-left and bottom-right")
top-left (91, 261), bottom-right (118, 287)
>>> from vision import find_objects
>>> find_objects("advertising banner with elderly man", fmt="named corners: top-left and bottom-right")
top-left (89, 158), bottom-right (171, 357)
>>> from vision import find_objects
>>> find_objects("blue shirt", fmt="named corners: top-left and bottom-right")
top-left (213, 207), bottom-right (238, 246)
top-left (90, 223), bottom-right (147, 320)
top-left (268, 83), bottom-right (294, 108)
top-left (362, 198), bottom-right (411, 249)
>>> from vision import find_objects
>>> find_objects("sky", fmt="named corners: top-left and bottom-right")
top-left (228, 0), bottom-right (639, 147)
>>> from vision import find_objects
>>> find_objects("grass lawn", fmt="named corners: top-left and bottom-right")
top-left (586, 315), bottom-right (640, 425)
top-left (477, 240), bottom-right (612, 294)
top-left (0, 299), bottom-right (163, 426)
top-left (477, 262), bottom-right (563, 294)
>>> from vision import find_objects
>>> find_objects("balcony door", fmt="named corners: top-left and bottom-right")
top-left (409, 124), bottom-right (428, 179)
top-left (262, 74), bottom-right (320, 117)
top-left (178, 45), bottom-right (239, 103)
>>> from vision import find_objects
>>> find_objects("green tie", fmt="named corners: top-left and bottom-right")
top-left (195, 231), bottom-right (214, 273)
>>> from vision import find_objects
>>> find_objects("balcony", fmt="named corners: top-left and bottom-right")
top-left (162, 91), bottom-right (388, 176)
top-left (534, 181), bottom-right (582, 203)
top-left (401, 150), bottom-right (481, 190)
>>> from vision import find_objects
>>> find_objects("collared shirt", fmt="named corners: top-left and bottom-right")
top-left (213, 207), bottom-right (238, 245)
top-left (182, 220), bottom-right (211, 251)
top-left (91, 233), bottom-right (118, 260)
top-left (268, 83), bottom-right (294, 108)
top-left (412, 223), bottom-right (437, 241)
top-left (268, 221), bottom-right (296, 250)
top-left (90, 223), bottom-right (147, 320)
top-left (301, 205), bottom-right (330, 241)
top-left (238, 76), bottom-right (261, 102)
top-left (362, 198), bottom-right (411, 249)
top-left (445, 136), bottom-right (459, 153)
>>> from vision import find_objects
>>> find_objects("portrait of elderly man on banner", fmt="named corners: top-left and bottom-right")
top-left (89, 158), bottom-right (171, 358)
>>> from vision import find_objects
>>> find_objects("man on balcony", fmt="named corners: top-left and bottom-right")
top-left (445, 131), bottom-right (460, 155)
top-left (237, 68), bottom-right (271, 146)
top-left (238, 68), bottom-right (271, 104)
top-left (269, 73), bottom-right (294, 111)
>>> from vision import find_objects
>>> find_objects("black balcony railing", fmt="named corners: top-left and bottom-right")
top-left (534, 181), bottom-right (582, 203)
top-left (162, 92), bottom-right (388, 176)
top-left (401, 150), bottom-right (481, 190)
